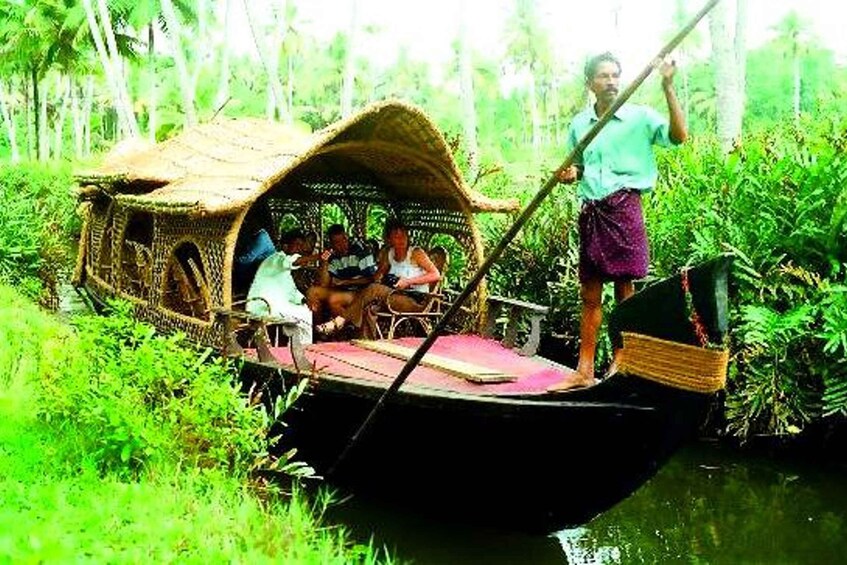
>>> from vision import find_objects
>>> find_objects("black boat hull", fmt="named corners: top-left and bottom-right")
top-left (248, 365), bottom-right (714, 532)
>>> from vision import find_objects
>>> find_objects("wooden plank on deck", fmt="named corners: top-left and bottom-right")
top-left (351, 339), bottom-right (518, 383)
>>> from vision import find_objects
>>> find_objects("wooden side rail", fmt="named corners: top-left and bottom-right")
top-left (213, 307), bottom-right (309, 373)
top-left (484, 295), bottom-right (549, 357)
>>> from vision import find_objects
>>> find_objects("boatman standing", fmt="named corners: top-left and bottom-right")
top-left (548, 51), bottom-right (688, 391)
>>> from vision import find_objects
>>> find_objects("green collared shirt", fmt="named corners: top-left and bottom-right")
top-left (567, 103), bottom-right (676, 201)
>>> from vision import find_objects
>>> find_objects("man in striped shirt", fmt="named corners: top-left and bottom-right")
top-left (306, 224), bottom-right (377, 319)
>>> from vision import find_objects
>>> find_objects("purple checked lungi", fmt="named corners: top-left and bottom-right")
top-left (578, 189), bottom-right (649, 283)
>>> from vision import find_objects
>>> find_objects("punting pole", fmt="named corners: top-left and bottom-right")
top-left (328, 0), bottom-right (722, 478)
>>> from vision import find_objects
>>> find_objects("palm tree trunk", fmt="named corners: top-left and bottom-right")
top-left (38, 77), bottom-right (49, 161)
top-left (53, 74), bottom-right (71, 161)
top-left (190, 0), bottom-right (210, 95)
top-left (147, 25), bottom-right (157, 142)
top-left (242, 0), bottom-right (286, 121)
top-left (341, 0), bottom-right (359, 118)
top-left (71, 78), bottom-right (83, 159)
top-left (0, 80), bottom-right (21, 163)
top-left (24, 78), bottom-right (33, 159)
top-left (161, 0), bottom-right (197, 126)
top-left (709, 0), bottom-right (743, 151)
top-left (287, 56), bottom-right (294, 120)
top-left (83, 76), bottom-right (94, 156)
top-left (734, 0), bottom-right (748, 126)
top-left (82, 0), bottom-right (139, 138)
top-left (528, 71), bottom-right (541, 159)
top-left (96, 0), bottom-right (138, 137)
top-left (458, 0), bottom-right (479, 181)
top-left (31, 67), bottom-right (42, 161)
top-left (792, 46), bottom-right (801, 124)
top-left (213, 0), bottom-right (233, 114)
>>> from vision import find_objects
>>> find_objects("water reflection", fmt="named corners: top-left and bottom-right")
top-left (557, 442), bottom-right (847, 564)
top-left (329, 441), bottom-right (847, 564)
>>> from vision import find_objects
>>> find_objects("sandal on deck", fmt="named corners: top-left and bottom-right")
top-left (316, 316), bottom-right (346, 337)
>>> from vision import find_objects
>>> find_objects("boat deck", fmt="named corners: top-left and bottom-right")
top-left (258, 334), bottom-right (576, 397)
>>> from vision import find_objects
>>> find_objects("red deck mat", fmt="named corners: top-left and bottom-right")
top-left (260, 334), bottom-right (574, 396)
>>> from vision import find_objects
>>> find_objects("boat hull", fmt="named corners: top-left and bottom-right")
top-left (245, 364), bottom-right (713, 532)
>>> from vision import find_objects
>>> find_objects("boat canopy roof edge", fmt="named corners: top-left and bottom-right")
top-left (75, 100), bottom-right (519, 217)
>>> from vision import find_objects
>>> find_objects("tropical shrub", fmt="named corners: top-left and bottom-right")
top-left (646, 118), bottom-right (847, 439)
top-left (0, 164), bottom-right (78, 306)
top-left (35, 299), bottom-right (311, 480)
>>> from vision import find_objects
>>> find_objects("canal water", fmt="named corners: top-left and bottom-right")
top-left (327, 440), bottom-right (847, 564)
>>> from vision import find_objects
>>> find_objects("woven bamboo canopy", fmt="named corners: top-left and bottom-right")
top-left (76, 100), bottom-right (518, 218)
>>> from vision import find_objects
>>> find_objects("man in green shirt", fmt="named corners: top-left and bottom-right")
top-left (549, 51), bottom-right (687, 391)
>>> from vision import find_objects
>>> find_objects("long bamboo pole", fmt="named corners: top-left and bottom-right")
top-left (328, 0), bottom-right (721, 478)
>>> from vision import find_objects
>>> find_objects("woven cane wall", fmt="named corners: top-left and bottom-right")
top-left (145, 214), bottom-right (234, 346)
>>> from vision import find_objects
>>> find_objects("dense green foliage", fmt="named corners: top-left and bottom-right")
top-left (39, 299), bottom-right (285, 478)
top-left (0, 164), bottom-right (77, 305)
top-left (0, 284), bottom-right (391, 562)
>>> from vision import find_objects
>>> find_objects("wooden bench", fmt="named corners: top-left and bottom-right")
top-left (484, 295), bottom-right (549, 357)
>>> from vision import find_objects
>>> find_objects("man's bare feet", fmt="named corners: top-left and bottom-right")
top-left (546, 371), bottom-right (597, 392)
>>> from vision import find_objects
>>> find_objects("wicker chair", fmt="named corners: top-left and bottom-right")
top-left (375, 246), bottom-right (449, 340)
top-left (215, 296), bottom-right (309, 371)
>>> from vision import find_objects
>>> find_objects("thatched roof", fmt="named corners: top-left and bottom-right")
top-left (77, 100), bottom-right (519, 217)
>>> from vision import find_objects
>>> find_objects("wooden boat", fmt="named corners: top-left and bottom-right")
top-left (73, 101), bottom-right (730, 532)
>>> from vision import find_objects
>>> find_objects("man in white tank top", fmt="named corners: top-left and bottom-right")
top-left (316, 219), bottom-right (441, 339)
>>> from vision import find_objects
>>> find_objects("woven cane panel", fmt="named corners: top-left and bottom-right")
top-left (85, 272), bottom-right (116, 303)
top-left (267, 199), bottom-right (323, 242)
top-left (95, 224), bottom-right (114, 284)
top-left (338, 200), bottom-right (370, 239)
top-left (89, 200), bottom-right (115, 279)
top-left (156, 216), bottom-right (230, 314)
top-left (116, 211), bottom-right (156, 301)
top-left (304, 182), bottom-right (393, 204)
top-left (111, 209), bottom-right (130, 291)
top-left (365, 106), bottom-right (445, 157)
top-left (318, 145), bottom-right (459, 208)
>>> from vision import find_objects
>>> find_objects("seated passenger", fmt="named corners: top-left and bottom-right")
top-left (305, 223), bottom-right (377, 319)
top-left (316, 219), bottom-right (441, 339)
top-left (246, 229), bottom-right (314, 345)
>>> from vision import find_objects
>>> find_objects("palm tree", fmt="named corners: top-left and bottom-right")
top-left (708, 0), bottom-right (747, 151)
top-left (0, 78), bottom-right (21, 162)
top-left (159, 0), bottom-right (197, 125)
top-left (340, 0), bottom-right (359, 118)
top-left (213, 0), bottom-right (234, 115)
top-left (280, 0), bottom-right (304, 121)
top-left (503, 0), bottom-right (553, 159)
top-left (125, 0), bottom-right (198, 137)
top-left (667, 0), bottom-right (705, 124)
top-left (457, 0), bottom-right (479, 181)
top-left (242, 0), bottom-right (287, 122)
top-left (0, 0), bottom-right (114, 159)
top-left (81, 0), bottom-right (140, 139)
top-left (772, 11), bottom-right (810, 125)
